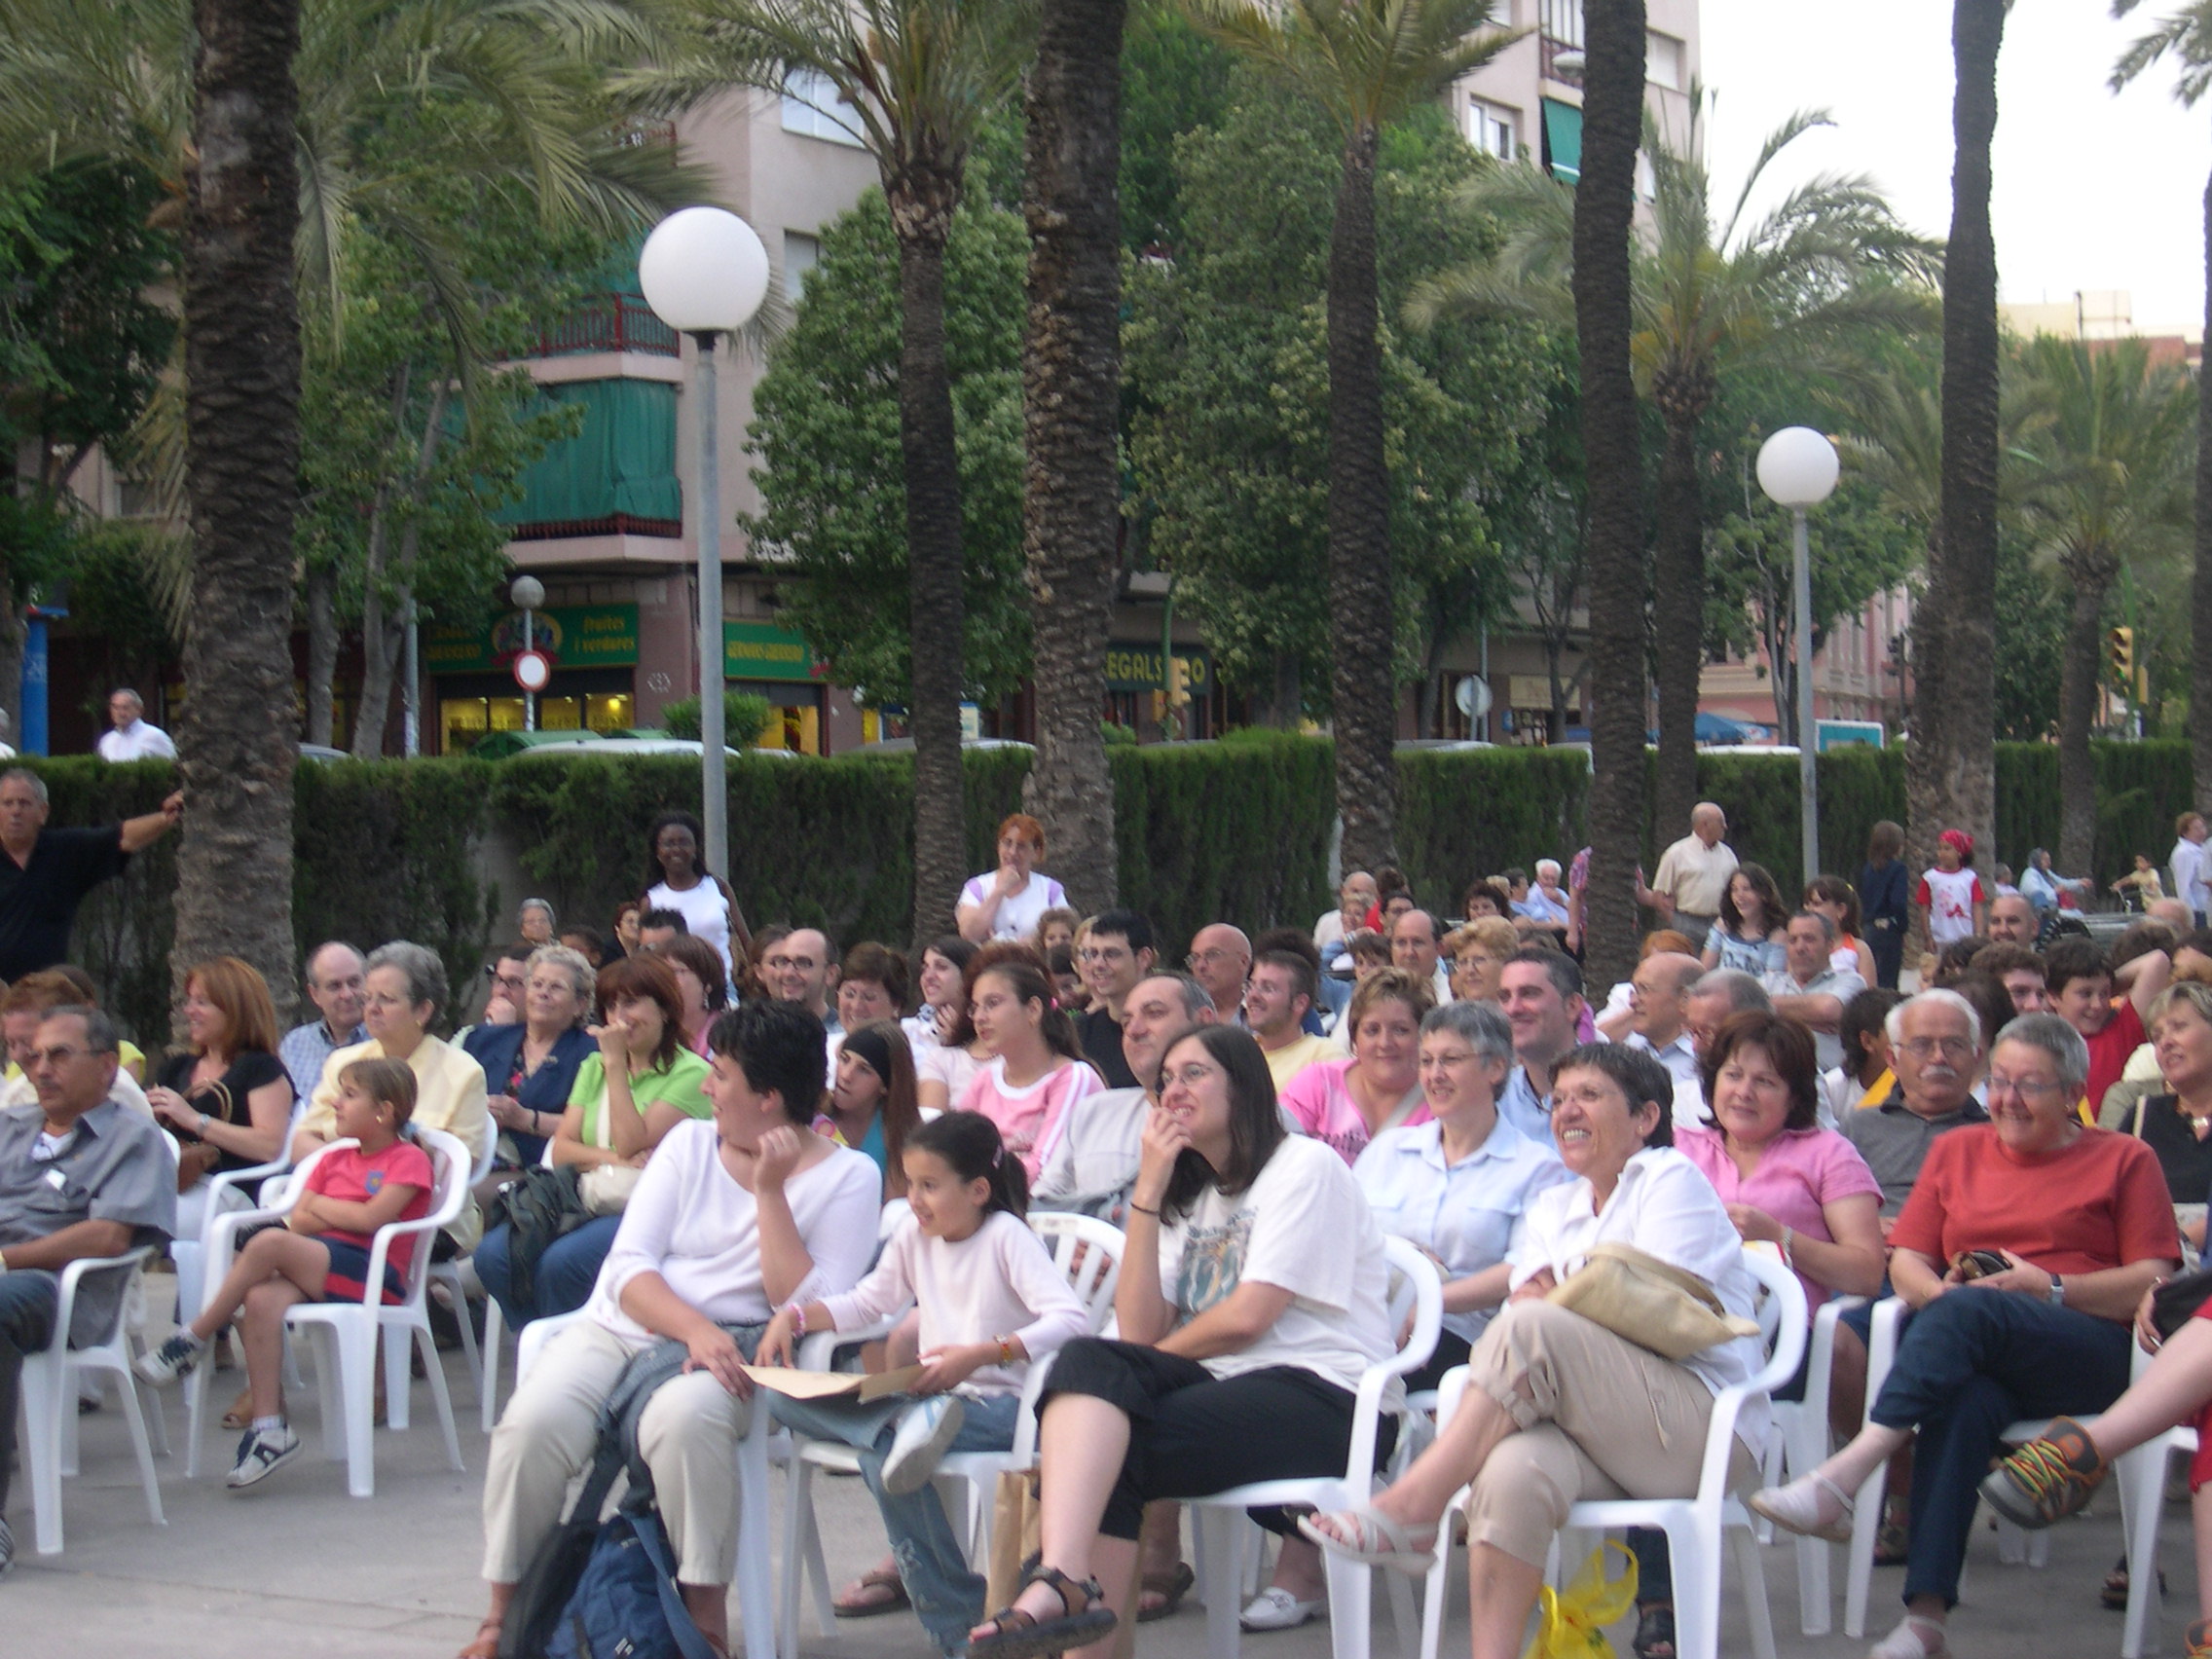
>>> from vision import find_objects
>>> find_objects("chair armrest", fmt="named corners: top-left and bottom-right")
top-left (795, 1305), bottom-right (910, 1371)
top-left (53, 1247), bottom-right (154, 1347)
top-left (1343, 1359), bottom-right (1397, 1488)
top-left (1862, 1296), bottom-right (1907, 1429)
top-left (1008, 1350), bottom-right (1060, 1465)
top-left (204, 1156), bottom-right (292, 1207)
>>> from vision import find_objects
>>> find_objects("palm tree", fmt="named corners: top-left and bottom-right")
top-left (1414, 101), bottom-right (1938, 840)
top-left (654, 0), bottom-right (1034, 941)
top-left (1905, 0), bottom-right (2008, 884)
top-left (1020, 0), bottom-right (1126, 914)
top-left (2018, 334), bottom-right (2194, 874)
top-left (177, 0), bottom-right (304, 1019)
top-left (1189, 0), bottom-right (1513, 875)
top-left (2111, 0), bottom-right (2212, 828)
top-left (1572, 0), bottom-right (1647, 991)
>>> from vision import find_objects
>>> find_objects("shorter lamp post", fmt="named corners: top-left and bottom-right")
top-left (510, 574), bottom-right (545, 731)
top-left (639, 207), bottom-right (771, 884)
top-left (1756, 425), bottom-right (1841, 887)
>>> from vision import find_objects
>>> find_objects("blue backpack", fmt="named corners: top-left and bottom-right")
top-left (501, 1343), bottom-right (718, 1659)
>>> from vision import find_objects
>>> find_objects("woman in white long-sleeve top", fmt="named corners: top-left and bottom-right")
top-left (466, 1001), bottom-right (881, 1659)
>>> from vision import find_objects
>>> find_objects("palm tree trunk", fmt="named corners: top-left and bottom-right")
top-left (1019, 0), bottom-right (1125, 915)
top-left (2195, 163), bottom-right (2212, 830)
top-left (891, 189), bottom-right (968, 944)
top-left (1652, 408), bottom-right (1704, 835)
top-left (1574, 0), bottom-right (1648, 992)
top-left (1906, 0), bottom-right (2005, 884)
top-left (177, 0), bottom-right (302, 1024)
top-left (2057, 565), bottom-right (2108, 877)
top-left (1326, 121), bottom-right (1397, 874)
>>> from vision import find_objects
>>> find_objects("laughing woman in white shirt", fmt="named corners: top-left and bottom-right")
top-left (1303, 1044), bottom-right (1767, 1659)
top-left (468, 1002), bottom-right (881, 1659)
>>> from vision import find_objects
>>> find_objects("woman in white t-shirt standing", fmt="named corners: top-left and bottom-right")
top-left (957, 813), bottom-right (1068, 944)
top-left (967, 1026), bottom-right (1397, 1659)
top-left (958, 951), bottom-right (1102, 1178)
top-left (643, 809), bottom-right (747, 977)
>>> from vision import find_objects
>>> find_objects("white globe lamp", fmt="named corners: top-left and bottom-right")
top-left (1755, 425), bottom-right (1841, 887)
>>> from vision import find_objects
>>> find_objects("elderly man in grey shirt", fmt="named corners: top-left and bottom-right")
top-left (0, 1004), bottom-right (175, 1567)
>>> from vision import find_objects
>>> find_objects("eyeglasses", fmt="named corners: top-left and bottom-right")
top-left (763, 955), bottom-right (818, 971)
top-left (1899, 1037), bottom-right (1976, 1061)
top-left (1161, 1063), bottom-right (1218, 1089)
top-left (1986, 1070), bottom-right (2068, 1100)
top-left (1079, 947), bottom-right (1130, 965)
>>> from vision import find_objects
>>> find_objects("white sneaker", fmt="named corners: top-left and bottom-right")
top-left (226, 1422), bottom-right (301, 1490)
top-left (880, 1395), bottom-right (965, 1495)
top-left (1239, 1587), bottom-right (1323, 1631)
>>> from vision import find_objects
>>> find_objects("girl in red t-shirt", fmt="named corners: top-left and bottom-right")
top-left (136, 1056), bottom-right (434, 1488)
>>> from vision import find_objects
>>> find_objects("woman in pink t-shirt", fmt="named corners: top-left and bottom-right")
top-left (957, 950), bottom-right (1103, 1177)
top-left (1280, 968), bottom-right (1434, 1164)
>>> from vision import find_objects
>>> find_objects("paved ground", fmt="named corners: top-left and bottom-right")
top-left (3, 1303), bottom-right (2195, 1659)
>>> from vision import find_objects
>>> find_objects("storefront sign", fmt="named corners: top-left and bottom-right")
top-left (424, 604), bottom-right (640, 674)
top-left (1104, 645), bottom-right (1210, 693)
top-left (724, 620), bottom-right (829, 683)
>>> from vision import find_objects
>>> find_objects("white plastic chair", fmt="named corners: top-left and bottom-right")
top-left (181, 1128), bottom-right (469, 1495)
top-left (1192, 1235), bottom-right (1443, 1659)
top-left (1768, 1295), bottom-right (1862, 1635)
top-left (2114, 1333), bottom-right (2196, 1659)
top-left (1416, 1245), bottom-right (1806, 1659)
top-left (513, 1306), bottom-right (779, 1659)
top-left (773, 1210), bottom-right (1126, 1659)
top-left (18, 1245), bottom-right (168, 1555)
top-left (425, 1112), bottom-right (498, 1411)
top-left (170, 1095), bottom-right (307, 1334)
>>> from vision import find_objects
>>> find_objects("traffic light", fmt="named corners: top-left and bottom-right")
top-left (2109, 626), bottom-right (2135, 684)
top-left (1166, 655), bottom-right (1191, 710)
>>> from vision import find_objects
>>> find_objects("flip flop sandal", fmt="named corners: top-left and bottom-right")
top-left (969, 1565), bottom-right (1118, 1659)
top-left (1297, 1505), bottom-right (1440, 1574)
top-left (1633, 1603), bottom-right (1676, 1659)
top-left (1137, 1561), bottom-right (1195, 1624)
top-left (834, 1567), bottom-right (911, 1618)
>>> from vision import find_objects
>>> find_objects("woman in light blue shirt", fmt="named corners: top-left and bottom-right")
top-left (1351, 1000), bottom-right (1570, 1390)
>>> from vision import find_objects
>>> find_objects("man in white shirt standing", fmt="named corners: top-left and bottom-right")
top-left (1636, 801), bottom-right (1739, 952)
top-left (2172, 811), bottom-right (2210, 928)
top-left (94, 689), bottom-right (176, 762)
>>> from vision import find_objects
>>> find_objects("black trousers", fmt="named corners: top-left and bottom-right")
top-left (1040, 1336), bottom-right (1391, 1540)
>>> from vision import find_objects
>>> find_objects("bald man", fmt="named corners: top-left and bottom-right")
top-left (1185, 924), bottom-right (1252, 1023)
top-left (1638, 801), bottom-right (1739, 952)
top-left (1985, 893), bottom-right (2039, 948)
top-left (1624, 952), bottom-right (1705, 1087)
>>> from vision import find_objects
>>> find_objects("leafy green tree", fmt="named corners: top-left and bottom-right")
top-left (1993, 531), bottom-right (2066, 740)
top-left (2015, 333), bottom-right (2194, 873)
top-left (1120, 15), bottom-right (1235, 251)
top-left (1188, 0), bottom-right (1511, 872)
top-left (1124, 84), bottom-right (1536, 727)
top-left (2111, 0), bottom-right (2212, 814)
top-left (744, 190), bottom-right (1031, 709)
top-left (1414, 100), bottom-right (1937, 840)
top-left (658, 0), bottom-right (1035, 942)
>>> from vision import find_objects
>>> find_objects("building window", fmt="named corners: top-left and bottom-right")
top-left (1467, 97), bottom-right (1517, 162)
top-left (1541, 97), bottom-right (1582, 185)
top-left (1636, 149), bottom-right (1655, 202)
top-left (1539, 0), bottom-right (1583, 49)
top-left (783, 231), bottom-right (821, 299)
top-left (1645, 30), bottom-right (1684, 91)
top-left (781, 69), bottom-right (864, 147)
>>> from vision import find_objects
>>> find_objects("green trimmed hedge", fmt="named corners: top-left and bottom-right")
top-left (26, 736), bottom-right (2196, 1056)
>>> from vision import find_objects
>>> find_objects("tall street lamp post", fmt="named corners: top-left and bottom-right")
top-left (1756, 425), bottom-right (1841, 888)
top-left (639, 207), bottom-right (771, 883)
top-left (510, 574), bottom-right (544, 731)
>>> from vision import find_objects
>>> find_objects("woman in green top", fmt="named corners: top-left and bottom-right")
top-left (472, 954), bottom-right (710, 1330)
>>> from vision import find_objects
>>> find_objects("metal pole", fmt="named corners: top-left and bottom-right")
top-left (1478, 621), bottom-right (1490, 742)
top-left (522, 607), bottom-right (535, 731)
top-left (1161, 593), bottom-right (1174, 742)
top-left (694, 332), bottom-right (729, 882)
top-left (1793, 505), bottom-right (1819, 885)
top-left (402, 600), bottom-right (420, 756)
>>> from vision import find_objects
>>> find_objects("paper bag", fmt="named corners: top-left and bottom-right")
top-left (740, 1363), bottom-right (923, 1402)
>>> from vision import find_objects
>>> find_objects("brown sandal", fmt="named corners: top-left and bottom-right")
top-left (970, 1565), bottom-right (1118, 1659)
top-left (1138, 1561), bottom-right (1195, 1623)
top-left (833, 1566), bottom-right (911, 1617)
top-left (457, 1616), bottom-right (502, 1659)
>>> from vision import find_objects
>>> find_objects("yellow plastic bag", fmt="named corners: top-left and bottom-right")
top-left (1522, 1539), bottom-right (1639, 1659)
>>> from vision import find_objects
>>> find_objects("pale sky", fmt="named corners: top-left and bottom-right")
top-left (1699, 0), bottom-right (2212, 333)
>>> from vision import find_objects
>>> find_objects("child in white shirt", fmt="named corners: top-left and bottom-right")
top-left (758, 1112), bottom-right (1089, 1656)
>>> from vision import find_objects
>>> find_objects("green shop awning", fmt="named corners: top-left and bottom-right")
top-left (1542, 98), bottom-right (1582, 184)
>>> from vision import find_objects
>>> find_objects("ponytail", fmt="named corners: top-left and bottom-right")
top-left (906, 1111), bottom-right (1029, 1220)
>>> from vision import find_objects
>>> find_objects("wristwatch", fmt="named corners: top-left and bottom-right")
top-left (2047, 1272), bottom-right (2065, 1308)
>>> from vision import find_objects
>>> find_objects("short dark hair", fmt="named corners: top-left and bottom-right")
top-left (660, 933), bottom-right (730, 1013)
top-left (494, 940), bottom-right (537, 968)
top-left (1839, 987), bottom-right (1901, 1073)
top-left (1932, 935), bottom-right (1991, 986)
top-left (1505, 944), bottom-right (1583, 1002)
top-left (1158, 1026), bottom-right (1286, 1221)
top-left (1949, 975), bottom-right (2020, 1061)
top-left (1253, 949), bottom-right (1317, 1010)
top-left (906, 1110), bottom-right (1028, 1219)
top-left (708, 1001), bottom-right (829, 1124)
top-left (1251, 927), bottom-right (1321, 975)
top-left (1971, 942), bottom-right (2044, 981)
top-left (841, 941), bottom-right (911, 1012)
top-left (639, 907), bottom-right (688, 936)
top-left (41, 1003), bottom-right (118, 1056)
top-left (1697, 1011), bottom-right (1822, 1134)
top-left (2114, 919), bottom-right (2179, 972)
top-left (2042, 937), bottom-right (2112, 998)
top-left (1089, 908), bottom-right (1155, 956)
top-left (595, 954), bottom-right (687, 1071)
top-left (1552, 1043), bottom-right (1674, 1149)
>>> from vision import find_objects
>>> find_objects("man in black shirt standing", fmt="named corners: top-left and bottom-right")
top-left (0, 768), bottom-right (181, 982)
top-left (1074, 909), bottom-right (1155, 1090)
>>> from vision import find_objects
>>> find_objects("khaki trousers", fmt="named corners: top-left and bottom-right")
top-left (1459, 1300), bottom-right (1756, 1567)
top-left (481, 1317), bottom-right (753, 1585)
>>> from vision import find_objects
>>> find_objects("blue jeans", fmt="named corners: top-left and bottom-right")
top-left (0, 1272), bottom-right (59, 1509)
top-left (473, 1215), bottom-right (623, 1329)
top-left (768, 1389), bottom-right (1021, 1654)
top-left (1870, 1290), bottom-right (2132, 1609)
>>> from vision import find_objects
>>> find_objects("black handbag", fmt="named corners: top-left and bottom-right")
top-left (2151, 1268), bottom-right (2212, 1341)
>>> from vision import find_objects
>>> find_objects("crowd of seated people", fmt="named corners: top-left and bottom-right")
top-left (22, 810), bottom-right (2212, 1659)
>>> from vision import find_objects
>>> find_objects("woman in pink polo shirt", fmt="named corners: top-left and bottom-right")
top-left (1279, 968), bottom-right (1434, 1165)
